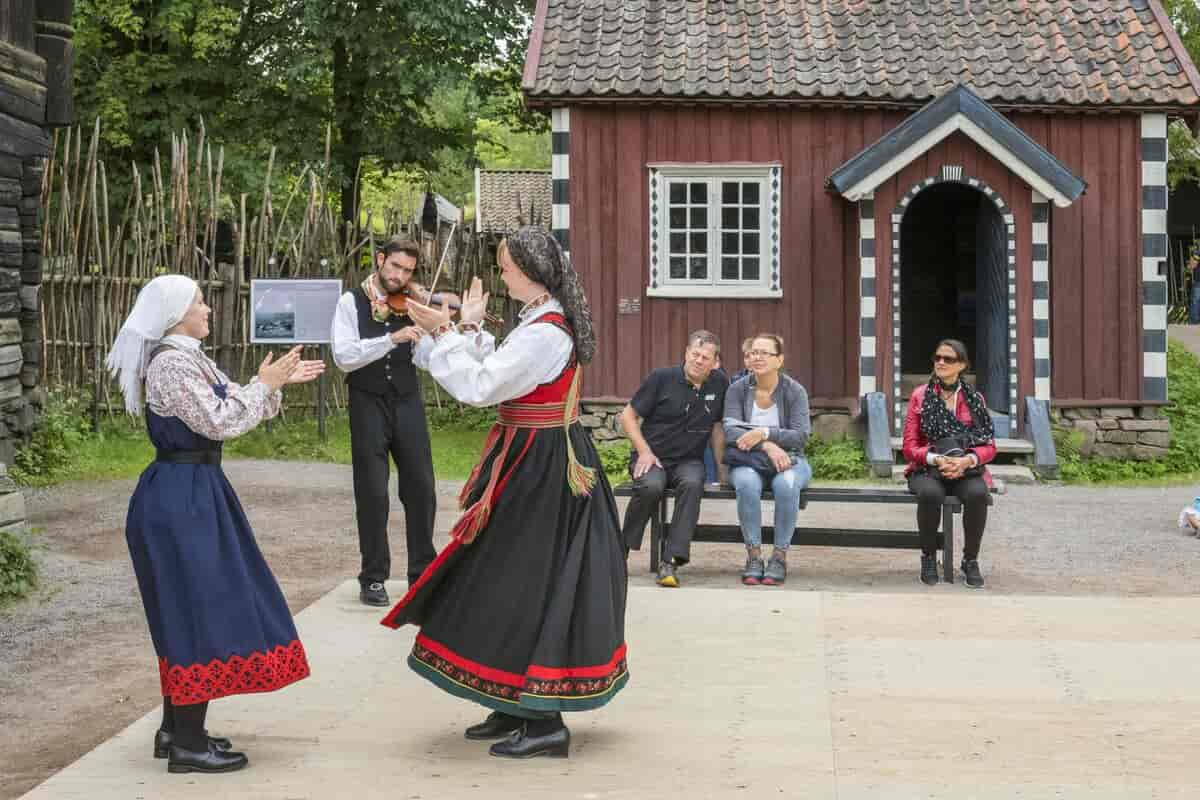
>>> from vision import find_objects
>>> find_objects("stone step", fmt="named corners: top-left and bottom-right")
top-left (889, 436), bottom-right (1034, 455)
top-left (890, 463), bottom-right (1035, 489)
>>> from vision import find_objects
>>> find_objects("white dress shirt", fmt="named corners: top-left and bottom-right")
top-left (413, 299), bottom-right (574, 407)
top-left (329, 291), bottom-right (396, 372)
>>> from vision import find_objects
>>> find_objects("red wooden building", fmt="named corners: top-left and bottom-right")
top-left (521, 0), bottom-right (1200, 443)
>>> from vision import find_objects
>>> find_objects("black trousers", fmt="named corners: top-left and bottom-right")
top-left (348, 386), bottom-right (437, 586)
top-left (620, 460), bottom-right (705, 565)
top-left (907, 471), bottom-right (989, 560)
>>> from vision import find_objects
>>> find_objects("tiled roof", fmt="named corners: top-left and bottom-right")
top-left (523, 0), bottom-right (1200, 108)
top-left (474, 169), bottom-right (552, 233)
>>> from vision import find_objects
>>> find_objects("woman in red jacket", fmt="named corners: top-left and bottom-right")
top-left (902, 339), bottom-right (996, 588)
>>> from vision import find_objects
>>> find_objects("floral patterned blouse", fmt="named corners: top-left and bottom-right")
top-left (145, 346), bottom-right (281, 441)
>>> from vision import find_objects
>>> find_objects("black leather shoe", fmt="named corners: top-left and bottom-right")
top-left (488, 725), bottom-right (570, 759)
top-left (360, 581), bottom-right (389, 606)
top-left (919, 554), bottom-right (939, 586)
top-left (960, 559), bottom-right (986, 589)
top-left (166, 743), bottom-right (248, 773)
top-left (464, 711), bottom-right (524, 741)
top-left (154, 728), bottom-right (233, 759)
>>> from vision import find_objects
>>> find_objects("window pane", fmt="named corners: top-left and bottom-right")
top-left (669, 183), bottom-right (686, 204)
top-left (721, 207), bottom-right (739, 229)
top-left (742, 257), bottom-right (760, 280)
top-left (669, 232), bottom-right (686, 253)
top-left (722, 232), bottom-right (740, 254)
top-left (743, 233), bottom-right (760, 255)
top-left (690, 256), bottom-right (708, 280)
top-left (690, 182), bottom-right (706, 204)
top-left (690, 232), bottom-right (707, 253)
top-left (669, 207), bottom-right (687, 228)
top-left (722, 181), bottom-right (739, 204)
top-left (669, 257), bottom-right (686, 279)
top-left (722, 257), bottom-right (740, 280)
top-left (742, 182), bottom-right (759, 204)
top-left (742, 206), bottom-right (760, 229)
top-left (690, 207), bottom-right (707, 229)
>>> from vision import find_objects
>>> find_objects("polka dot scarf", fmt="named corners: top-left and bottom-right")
top-left (919, 376), bottom-right (995, 448)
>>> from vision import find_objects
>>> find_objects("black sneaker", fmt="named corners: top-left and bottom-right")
top-left (960, 559), bottom-right (985, 589)
top-left (360, 581), bottom-right (389, 606)
top-left (920, 554), bottom-right (939, 586)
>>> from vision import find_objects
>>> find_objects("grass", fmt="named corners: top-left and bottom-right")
top-left (18, 412), bottom-right (490, 486)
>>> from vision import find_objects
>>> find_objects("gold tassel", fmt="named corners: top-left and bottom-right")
top-left (563, 368), bottom-right (597, 497)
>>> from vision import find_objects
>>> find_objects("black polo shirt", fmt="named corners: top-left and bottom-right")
top-left (629, 365), bottom-right (729, 466)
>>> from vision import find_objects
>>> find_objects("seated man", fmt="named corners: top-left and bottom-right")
top-left (620, 330), bottom-right (729, 588)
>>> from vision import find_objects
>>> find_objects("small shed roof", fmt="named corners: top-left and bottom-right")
top-left (830, 84), bottom-right (1088, 207)
top-left (523, 0), bottom-right (1200, 111)
top-left (474, 168), bottom-right (552, 234)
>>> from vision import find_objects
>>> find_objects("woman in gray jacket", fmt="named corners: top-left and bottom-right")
top-left (722, 333), bottom-right (812, 586)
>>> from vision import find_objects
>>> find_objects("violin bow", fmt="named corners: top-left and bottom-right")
top-left (424, 222), bottom-right (458, 303)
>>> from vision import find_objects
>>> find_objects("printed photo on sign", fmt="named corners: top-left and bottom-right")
top-left (250, 279), bottom-right (343, 345)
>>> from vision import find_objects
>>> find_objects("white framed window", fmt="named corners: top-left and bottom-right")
top-left (647, 163), bottom-right (781, 298)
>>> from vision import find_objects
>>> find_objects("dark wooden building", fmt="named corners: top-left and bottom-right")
top-left (0, 1), bottom-right (73, 467)
top-left (522, 0), bottom-right (1200, 445)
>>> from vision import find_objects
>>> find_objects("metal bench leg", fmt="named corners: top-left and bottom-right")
top-left (941, 504), bottom-right (955, 584)
top-left (649, 497), bottom-right (663, 574)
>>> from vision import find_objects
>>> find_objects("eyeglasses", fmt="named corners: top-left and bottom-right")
top-left (745, 350), bottom-right (779, 359)
top-left (932, 355), bottom-right (960, 364)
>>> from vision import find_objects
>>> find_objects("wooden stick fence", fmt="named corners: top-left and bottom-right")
top-left (39, 121), bottom-right (510, 422)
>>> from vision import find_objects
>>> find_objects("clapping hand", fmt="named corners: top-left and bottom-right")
top-left (257, 346), bottom-right (325, 390)
top-left (458, 277), bottom-right (489, 325)
top-left (405, 295), bottom-right (451, 334)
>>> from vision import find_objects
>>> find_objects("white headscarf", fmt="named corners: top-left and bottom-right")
top-left (106, 275), bottom-right (199, 414)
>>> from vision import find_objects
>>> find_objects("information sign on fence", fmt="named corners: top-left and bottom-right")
top-left (250, 279), bottom-right (343, 344)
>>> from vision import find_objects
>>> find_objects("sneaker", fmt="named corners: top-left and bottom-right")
top-left (761, 554), bottom-right (787, 586)
top-left (920, 554), bottom-right (939, 586)
top-left (960, 559), bottom-right (985, 589)
top-left (741, 556), bottom-right (765, 585)
top-left (360, 581), bottom-right (389, 606)
top-left (656, 560), bottom-right (679, 588)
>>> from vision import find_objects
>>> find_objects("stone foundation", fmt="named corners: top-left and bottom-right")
top-left (1053, 406), bottom-right (1171, 461)
top-left (579, 401), bottom-right (860, 445)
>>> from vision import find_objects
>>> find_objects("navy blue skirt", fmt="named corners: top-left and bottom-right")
top-left (125, 407), bottom-right (309, 706)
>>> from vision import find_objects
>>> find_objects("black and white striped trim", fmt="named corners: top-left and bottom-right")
top-left (889, 170), bottom-right (1018, 432)
top-left (859, 196), bottom-right (877, 396)
top-left (552, 108), bottom-right (570, 256)
top-left (1032, 191), bottom-right (1051, 401)
top-left (1141, 113), bottom-right (1168, 402)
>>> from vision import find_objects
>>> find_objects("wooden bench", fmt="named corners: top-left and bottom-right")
top-left (611, 484), bottom-right (996, 583)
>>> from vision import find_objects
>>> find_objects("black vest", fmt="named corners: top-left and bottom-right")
top-left (344, 287), bottom-right (418, 396)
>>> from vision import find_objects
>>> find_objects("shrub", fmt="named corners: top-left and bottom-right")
top-left (595, 441), bottom-right (631, 487)
top-left (0, 530), bottom-right (36, 603)
top-left (11, 393), bottom-right (92, 485)
top-left (806, 435), bottom-right (868, 480)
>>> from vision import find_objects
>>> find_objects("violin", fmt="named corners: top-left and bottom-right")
top-left (385, 281), bottom-right (502, 326)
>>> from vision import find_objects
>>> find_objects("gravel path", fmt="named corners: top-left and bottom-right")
top-left (0, 461), bottom-right (1197, 797)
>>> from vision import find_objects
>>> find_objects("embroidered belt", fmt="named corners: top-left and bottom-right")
top-left (497, 401), bottom-right (580, 429)
top-left (155, 447), bottom-right (222, 465)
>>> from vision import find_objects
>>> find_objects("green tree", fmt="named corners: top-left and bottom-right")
top-left (1161, 0), bottom-right (1200, 187)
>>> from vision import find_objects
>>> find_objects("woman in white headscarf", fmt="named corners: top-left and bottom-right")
top-left (107, 275), bottom-right (324, 774)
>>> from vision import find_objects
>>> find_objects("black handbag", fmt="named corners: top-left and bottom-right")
top-left (723, 446), bottom-right (776, 474)
top-left (930, 436), bottom-right (984, 478)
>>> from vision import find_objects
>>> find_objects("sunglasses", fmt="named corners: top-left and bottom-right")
top-left (932, 355), bottom-right (960, 364)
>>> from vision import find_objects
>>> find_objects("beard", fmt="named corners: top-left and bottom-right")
top-left (377, 272), bottom-right (406, 295)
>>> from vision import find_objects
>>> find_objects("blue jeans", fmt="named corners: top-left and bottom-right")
top-left (730, 459), bottom-right (812, 550)
top-left (703, 445), bottom-right (717, 483)
top-left (1190, 283), bottom-right (1200, 324)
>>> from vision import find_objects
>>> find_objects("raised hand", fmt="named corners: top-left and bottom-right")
top-left (405, 297), bottom-right (451, 334)
top-left (285, 358), bottom-right (326, 385)
top-left (257, 346), bottom-right (302, 390)
top-left (458, 277), bottom-right (489, 325)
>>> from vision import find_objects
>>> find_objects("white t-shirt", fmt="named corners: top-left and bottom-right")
top-left (749, 403), bottom-right (780, 430)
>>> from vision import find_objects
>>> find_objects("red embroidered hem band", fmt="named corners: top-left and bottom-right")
top-left (158, 640), bottom-right (310, 706)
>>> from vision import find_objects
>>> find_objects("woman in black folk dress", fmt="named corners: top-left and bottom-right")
top-left (382, 227), bottom-right (628, 759)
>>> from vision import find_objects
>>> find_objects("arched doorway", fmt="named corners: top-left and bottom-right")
top-left (898, 182), bottom-right (1011, 414)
